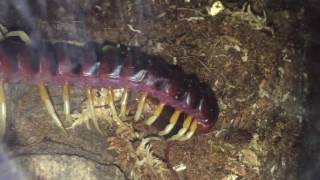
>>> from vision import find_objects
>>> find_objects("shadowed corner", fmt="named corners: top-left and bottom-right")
top-left (298, 0), bottom-right (320, 179)
top-left (0, 143), bottom-right (26, 180)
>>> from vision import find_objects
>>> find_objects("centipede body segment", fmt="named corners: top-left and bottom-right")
top-left (0, 27), bottom-right (219, 141)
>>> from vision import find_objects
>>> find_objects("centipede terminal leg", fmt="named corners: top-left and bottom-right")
top-left (0, 25), bottom-right (31, 43)
top-left (4, 31), bottom-right (31, 43)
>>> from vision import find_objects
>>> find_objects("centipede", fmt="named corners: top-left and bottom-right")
top-left (0, 25), bottom-right (219, 141)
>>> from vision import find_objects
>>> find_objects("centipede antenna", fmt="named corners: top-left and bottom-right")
top-left (5, 31), bottom-right (31, 43)
top-left (158, 110), bottom-right (181, 136)
top-left (107, 88), bottom-right (123, 126)
top-left (0, 82), bottom-right (6, 139)
top-left (145, 102), bottom-right (165, 126)
top-left (86, 88), bottom-right (102, 134)
top-left (119, 88), bottom-right (129, 118)
top-left (169, 115), bottom-right (193, 140)
top-left (178, 120), bottom-right (197, 141)
top-left (38, 82), bottom-right (67, 135)
top-left (63, 83), bottom-right (71, 122)
top-left (134, 93), bottom-right (147, 122)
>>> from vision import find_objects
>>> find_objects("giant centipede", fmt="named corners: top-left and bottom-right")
top-left (0, 26), bottom-right (219, 141)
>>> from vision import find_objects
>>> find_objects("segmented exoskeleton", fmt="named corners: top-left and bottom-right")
top-left (0, 25), bottom-right (219, 141)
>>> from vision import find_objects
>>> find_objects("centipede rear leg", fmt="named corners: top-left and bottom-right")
top-left (0, 25), bottom-right (31, 43)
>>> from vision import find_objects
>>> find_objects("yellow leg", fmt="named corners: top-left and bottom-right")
top-left (119, 88), bottom-right (129, 118)
top-left (134, 93), bottom-right (147, 122)
top-left (178, 120), bottom-right (197, 141)
top-left (107, 88), bottom-right (123, 126)
top-left (38, 82), bottom-right (67, 135)
top-left (63, 83), bottom-right (71, 122)
top-left (0, 24), bottom-right (7, 40)
top-left (86, 88), bottom-right (102, 134)
top-left (169, 115), bottom-right (193, 140)
top-left (5, 31), bottom-right (31, 43)
top-left (0, 82), bottom-right (6, 139)
top-left (158, 110), bottom-right (181, 136)
top-left (145, 103), bottom-right (165, 126)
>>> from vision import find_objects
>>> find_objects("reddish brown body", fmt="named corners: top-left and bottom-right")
top-left (0, 36), bottom-right (219, 135)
